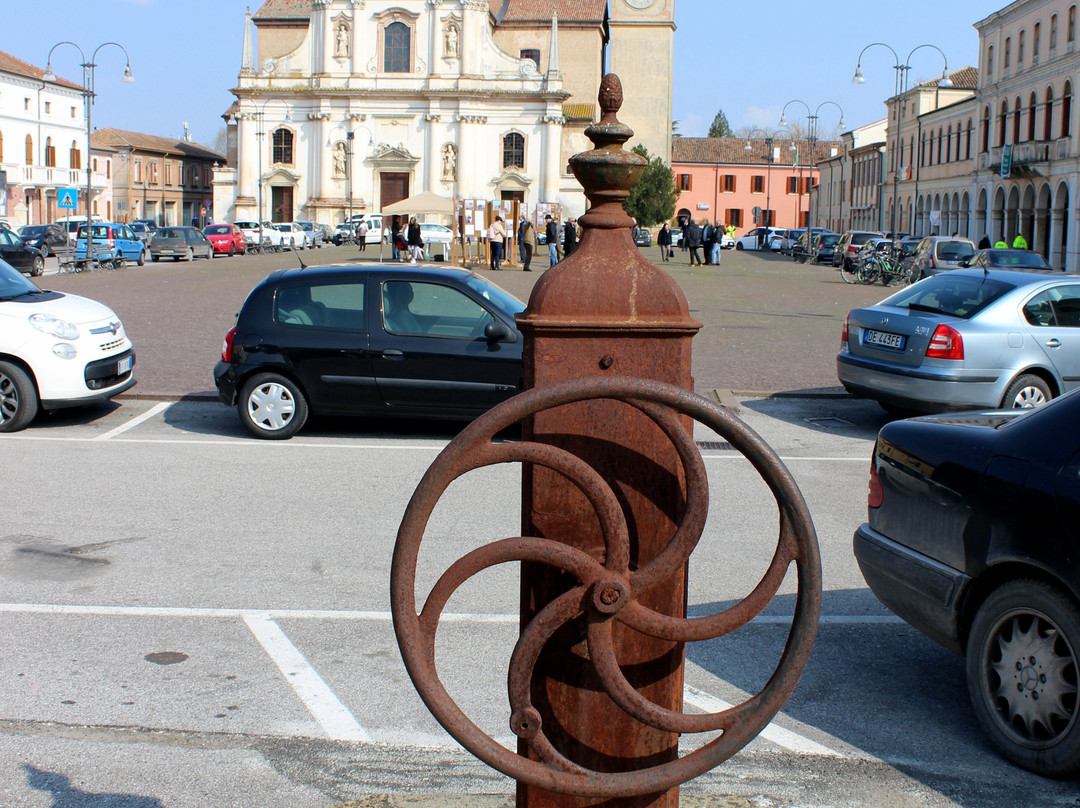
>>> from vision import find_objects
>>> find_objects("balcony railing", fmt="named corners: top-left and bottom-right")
top-left (13, 165), bottom-right (109, 191)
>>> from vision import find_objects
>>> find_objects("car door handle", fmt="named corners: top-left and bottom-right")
top-left (1045, 338), bottom-right (1062, 348)
top-left (382, 349), bottom-right (405, 359)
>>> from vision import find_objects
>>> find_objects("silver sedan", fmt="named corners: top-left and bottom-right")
top-left (837, 268), bottom-right (1080, 414)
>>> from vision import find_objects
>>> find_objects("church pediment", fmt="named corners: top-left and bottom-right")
top-left (491, 169), bottom-right (533, 188)
top-left (264, 167), bottom-right (301, 184)
top-left (370, 144), bottom-right (420, 166)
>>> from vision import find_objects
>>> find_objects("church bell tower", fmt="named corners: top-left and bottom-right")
top-left (607, 0), bottom-right (675, 166)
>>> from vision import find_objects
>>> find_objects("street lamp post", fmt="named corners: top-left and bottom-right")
top-left (744, 128), bottom-right (775, 227)
top-left (852, 43), bottom-right (952, 237)
top-left (779, 100), bottom-right (844, 255)
top-left (43, 42), bottom-right (133, 243)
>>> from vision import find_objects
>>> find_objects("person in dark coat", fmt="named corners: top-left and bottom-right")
top-left (977, 234), bottom-right (992, 249)
top-left (685, 218), bottom-right (704, 266)
top-left (563, 217), bottom-right (577, 256)
top-left (545, 214), bottom-right (559, 265)
top-left (657, 223), bottom-right (672, 262)
top-left (702, 218), bottom-right (717, 264)
top-left (406, 217), bottom-right (423, 263)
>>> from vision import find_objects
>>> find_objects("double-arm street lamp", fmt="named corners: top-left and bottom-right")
top-left (43, 42), bottom-right (133, 239)
top-left (743, 128), bottom-right (776, 227)
top-left (779, 100), bottom-right (844, 242)
top-left (852, 43), bottom-right (952, 235)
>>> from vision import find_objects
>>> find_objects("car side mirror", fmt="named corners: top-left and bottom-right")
top-left (484, 320), bottom-right (513, 343)
top-left (958, 260), bottom-right (969, 268)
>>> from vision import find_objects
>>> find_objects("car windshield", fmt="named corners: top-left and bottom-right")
top-left (204, 226), bottom-right (232, 235)
top-left (883, 275), bottom-right (1017, 319)
top-left (0, 258), bottom-right (40, 299)
top-left (463, 274), bottom-right (526, 317)
top-left (851, 233), bottom-right (880, 245)
top-left (157, 228), bottom-right (185, 239)
top-left (818, 235), bottom-right (840, 246)
top-left (899, 242), bottom-right (918, 257)
top-left (936, 241), bottom-right (975, 261)
top-left (20, 226), bottom-right (45, 237)
top-left (235, 222), bottom-right (257, 229)
top-left (989, 250), bottom-right (1050, 268)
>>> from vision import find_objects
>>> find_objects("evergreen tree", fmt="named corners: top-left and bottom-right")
top-left (623, 144), bottom-right (679, 228)
top-left (707, 110), bottom-right (733, 138)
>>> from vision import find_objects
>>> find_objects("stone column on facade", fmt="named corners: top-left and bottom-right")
top-left (349, 0), bottom-right (363, 75)
top-left (425, 112), bottom-right (441, 192)
top-left (237, 115), bottom-right (254, 204)
top-left (456, 115), bottom-right (473, 199)
top-left (541, 113), bottom-right (561, 203)
top-left (1033, 207), bottom-right (1047, 258)
top-left (1051, 208), bottom-right (1066, 270)
top-left (428, 0), bottom-right (441, 79)
top-left (460, 0), bottom-right (482, 78)
top-left (992, 204), bottom-right (1003, 243)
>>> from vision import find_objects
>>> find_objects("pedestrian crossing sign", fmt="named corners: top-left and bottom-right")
top-left (57, 188), bottom-right (78, 209)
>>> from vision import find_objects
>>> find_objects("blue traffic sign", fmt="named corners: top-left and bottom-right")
top-left (57, 188), bottom-right (78, 209)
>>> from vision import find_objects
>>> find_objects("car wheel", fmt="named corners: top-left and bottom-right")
top-left (184, 247), bottom-right (193, 262)
top-left (1002, 374), bottom-right (1052, 409)
top-left (152, 255), bottom-right (160, 262)
top-left (239, 373), bottom-right (308, 440)
top-left (966, 579), bottom-right (1080, 777)
top-left (228, 244), bottom-right (234, 257)
top-left (206, 247), bottom-right (213, 260)
top-left (0, 361), bottom-right (38, 433)
top-left (30, 255), bottom-right (44, 276)
top-left (735, 242), bottom-right (743, 251)
top-left (136, 250), bottom-right (145, 267)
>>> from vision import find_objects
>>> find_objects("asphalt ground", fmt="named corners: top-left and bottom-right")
top-left (36, 242), bottom-right (890, 401)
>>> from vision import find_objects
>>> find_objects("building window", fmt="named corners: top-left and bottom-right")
top-left (936, 128), bottom-right (943, 163)
top-left (272, 128), bottom-right (294, 164)
top-left (677, 173), bottom-right (692, 191)
top-left (384, 21), bottom-right (411, 73)
top-left (70, 141), bottom-right (80, 169)
top-left (135, 159), bottom-right (142, 183)
top-left (106, 159), bottom-right (111, 180)
top-left (501, 132), bottom-right (525, 169)
top-left (986, 45), bottom-right (994, 79)
top-left (1034, 23), bottom-right (1041, 60)
top-left (751, 175), bottom-right (764, 193)
top-left (165, 161), bottom-right (173, 186)
top-left (1005, 36), bottom-right (1011, 68)
top-left (1014, 96), bottom-right (1022, 142)
top-left (70, 106), bottom-right (76, 118)
top-left (1019, 30), bottom-right (1025, 65)
top-left (723, 174), bottom-right (735, 192)
top-left (45, 137), bottom-right (56, 167)
top-left (966, 119), bottom-right (973, 160)
top-left (787, 176), bottom-right (798, 194)
top-left (725, 208), bottom-right (742, 227)
top-left (25, 134), bottom-right (33, 165)
top-left (1000, 100), bottom-right (1009, 146)
top-left (23, 98), bottom-right (29, 111)
top-left (149, 160), bottom-right (159, 185)
top-left (44, 101), bottom-right (51, 114)
top-left (981, 107), bottom-right (990, 153)
top-left (520, 49), bottom-right (540, 70)
top-left (1063, 81), bottom-right (1073, 138)
top-left (1070, 6), bottom-right (1077, 43)
top-left (1029, 92), bottom-right (1038, 140)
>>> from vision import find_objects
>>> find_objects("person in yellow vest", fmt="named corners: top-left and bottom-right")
top-left (994, 239), bottom-right (1008, 249)
top-left (1012, 233), bottom-right (1028, 249)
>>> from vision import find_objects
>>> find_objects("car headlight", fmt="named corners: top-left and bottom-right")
top-left (29, 313), bottom-right (79, 340)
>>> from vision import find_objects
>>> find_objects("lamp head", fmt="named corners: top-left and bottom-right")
top-left (122, 64), bottom-right (134, 83)
top-left (938, 70), bottom-right (953, 89)
top-left (744, 140), bottom-right (752, 151)
top-left (852, 65), bottom-right (865, 85)
top-left (778, 113), bottom-right (787, 127)
top-left (42, 64), bottom-right (56, 83)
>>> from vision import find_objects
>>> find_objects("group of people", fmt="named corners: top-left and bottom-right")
top-left (663, 218), bottom-right (723, 266)
top-left (977, 233), bottom-right (1030, 250)
top-left (389, 216), bottom-right (426, 263)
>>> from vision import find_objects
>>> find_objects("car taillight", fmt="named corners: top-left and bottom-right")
top-left (841, 313), bottom-right (850, 343)
top-left (221, 326), bottom-right (236, 362)
top-left (926, 323), bottom-right (964, 360)
top-left (868, 462), bottom-right (883, 508)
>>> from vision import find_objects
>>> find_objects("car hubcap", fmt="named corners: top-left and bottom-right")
top-left (0, 373), bottom-right (19, 423)
top-left (1013, 386), bottom-right (1048, 408)
top-left (247, 382), bottom-right (295, 432)
top-left (985, 610), bottom-right (1078, 748)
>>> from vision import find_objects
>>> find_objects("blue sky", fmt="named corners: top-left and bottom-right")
top-left (6, 0), bottom-right (1006, 150)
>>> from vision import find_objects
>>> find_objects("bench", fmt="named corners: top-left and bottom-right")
top-left (57, 246), bottom-right (115, 274)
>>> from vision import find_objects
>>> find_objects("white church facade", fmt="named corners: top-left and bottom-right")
top-left (213, 0), bottom-right (675, 226)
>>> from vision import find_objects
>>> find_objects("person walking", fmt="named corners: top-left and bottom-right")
top-left (657, 223), bottom-right (672, 262)
top-left (702, 219), bottom-right (717, 265)
top-left (488, 215), bottom-right (506, 270)
top-left (994, 239), bottom-right (1008, 248)
top-left (977, 234), bottom-right (991, 250)
top-left (390, 216), bottom-right (403, 261)
top-left (521, 218), bottom-right (537, 271)
top-left (1012, 232), bottom-right (1028, 249)
top-left (357, 220), bottom-right (369, 251)
top-left (545, 214), bottom-right (559, 266)
top-left (685, 218), bottom-right (704, 266)
top-left (517, 214), bottom-right (528, 264)
top-left (406, 217), bottom-right (424, 263)
top-left (563, 217), bottom-right (578, 257)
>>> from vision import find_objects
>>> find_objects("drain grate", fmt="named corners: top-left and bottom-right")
top-left (804, 416), bottom-right (854, 429)
top-left (696, 440), bottom-right (735, 451)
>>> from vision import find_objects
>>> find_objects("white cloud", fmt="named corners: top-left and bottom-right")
top-left (678, 112), bottom-right (705, 138)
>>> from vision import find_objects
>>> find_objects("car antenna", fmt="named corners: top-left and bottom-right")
top-left (294, 249), bottom-right (307, 270)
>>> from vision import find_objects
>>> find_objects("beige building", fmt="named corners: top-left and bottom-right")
top-left (815, 120), bottom-right (887, 234)
top-left (215, 0), bottom-right (676, 227)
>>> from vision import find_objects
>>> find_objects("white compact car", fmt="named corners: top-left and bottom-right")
top-left (0, 258), bottom-right (135, 432)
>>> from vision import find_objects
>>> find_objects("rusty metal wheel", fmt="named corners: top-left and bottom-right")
top-left (391, 376), bottom-right (821, 797)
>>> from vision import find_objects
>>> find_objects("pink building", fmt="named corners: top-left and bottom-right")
top-left (670, 137), bottom-right (842, 235)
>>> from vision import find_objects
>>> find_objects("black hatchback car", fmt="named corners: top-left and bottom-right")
top-left (214, 265), bottom-right (526, 438)
top-left (854, 391), bottom-right (1080, 776)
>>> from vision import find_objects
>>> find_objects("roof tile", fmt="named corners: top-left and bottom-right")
top-left (672, 137), bottom-right (843, 167)
top-left (90, 128), bottom-right (225, 161)
top-left (0, 49), bottom-right (83, 91)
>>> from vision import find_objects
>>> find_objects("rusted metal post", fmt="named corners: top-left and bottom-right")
top-left (515, 74), bottom-right (700, 808)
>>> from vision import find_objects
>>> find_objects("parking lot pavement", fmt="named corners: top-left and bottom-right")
top-left (5, 398), bottom-right (1078, 807)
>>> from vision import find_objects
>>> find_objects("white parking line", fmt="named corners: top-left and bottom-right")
top-left (242, 611), bottom-right (373, 743)
top-left (93, 402), bottom-right (172, 441)
top-left (683, 685), bottom-right (844, 758)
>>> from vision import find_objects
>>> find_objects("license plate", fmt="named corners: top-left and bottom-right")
top-left (160, 249), bottom-right (174, 255)
top-left (864, 329), bottom-right (905, 351)
top-left (117, 356), bottom-right (133, 374)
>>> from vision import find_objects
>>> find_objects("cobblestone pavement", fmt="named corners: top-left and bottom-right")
top-left (38, 243), bottom-right (889, 400)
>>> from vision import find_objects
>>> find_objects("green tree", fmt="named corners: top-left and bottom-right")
top-left (707, 109), bottom-right (733, 138)
top-left (623, 144), bottom-right (679, 228)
